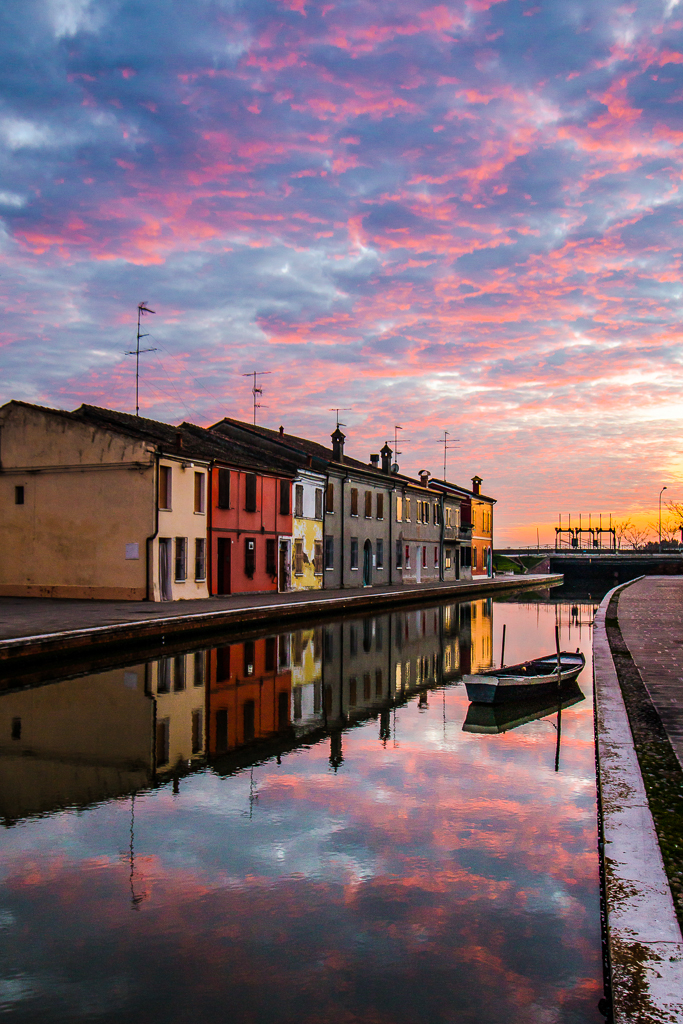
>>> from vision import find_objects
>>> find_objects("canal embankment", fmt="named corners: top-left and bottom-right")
top-left (0, 573), bottom-right (562, 672)
top-left (594, 576), bottom-right (683, 1022)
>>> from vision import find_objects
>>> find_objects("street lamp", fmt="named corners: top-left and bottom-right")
top-left (659, 486), bottom-right (668, 553)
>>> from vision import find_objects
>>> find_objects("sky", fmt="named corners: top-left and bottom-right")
top-left (2, 0), bottom-right (683, 545)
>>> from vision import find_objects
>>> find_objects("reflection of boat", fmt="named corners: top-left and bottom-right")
top-left (462, 682), bottom-right (585, 734)
top-left (463, 650), bottom-right (585, 704)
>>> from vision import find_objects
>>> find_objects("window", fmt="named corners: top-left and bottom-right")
top-left (174, 655), bottom-right (185, 691)
top-left (324, 536), bottom-right (334, 570)
top-left (294, 539), bottom-right (304, 575)
top-left (405, 497), bottom-right (411, 521)
top-left (191, 710), bottom-right (203, 754)
top-left (326, 483), bottom-right (334, 513)
top-left (350, 537), bottom-right (359, 570)
top-left (194, 653), bottom-right (205, 687)
top-left (266, 538), bottom-right (277, 576)
top-left (350, 488), bottom-right (359, 516)
top-left (405, 545), bottom-right (411, 568)
top-left (445, 549), bottom-right (452, 570)
top-left (295, 484), bottom-right (304, 517)
top-left (245, 473), bottom-right (257, 512)
top-left (244, 537), bottom-right (256, 578)
top-left (434, 546), bottom-right (439, 567)
top-left (218, 468), bottom-right (230, 508)
top-left (314, 540), bottom-right (323, 574)
top-left (396, 495), bottom-right (403, 521)
top-left (215, 709), bottom-right (228, 753)
top-left (265, 636), bottom-right (277, 672)
top-left (424, 501), bottom-right (430, 524)
top-left (14, 486), bottom-right (24, 505)
top-left (376, 539), bottom-right (384, 569)
top-left (473, 547), bottom-right (478, 569)
top-left (195, 538), bottom-right (206, 580)
top-left (395, 539), bottom-right (403, 568)
top-left (159, 466), bottom-right (171, 509)
top-left (446, 507), bottom-right (452, 528)
top-left (434, 503), bottom-right (440, 525)
top-left (194, 472), bottom-right (206, 513)
top-left (315, 488), bottom-right (323, 520)
top-left (280, 479), bottom-right (290, 515)
top-left (349, 677), bottom-right (357, 706)
top-left (175, 537), bottom-right (187, 581)
top-left (422, 546), bottom-right (427, 568)
top-left (376, 493), bottom-right (384, 519)
top-left (364, 490), bottom-right (372, 518)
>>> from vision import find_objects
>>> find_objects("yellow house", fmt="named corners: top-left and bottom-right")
top-left (291, 467), bottom-right (325, 590)
top-left (470, 475), bottom-right (495, 578)
top-left (0, 401), bottom-right (211, 601)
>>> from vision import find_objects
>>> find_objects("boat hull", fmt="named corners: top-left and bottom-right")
top-left (463, 653), bottom-right (585, 705)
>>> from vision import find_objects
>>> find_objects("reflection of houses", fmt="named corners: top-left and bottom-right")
top-left (0, 667), bottom-right (154, 824)
top-left (469, 598), bottom-right (494, 672)
top-left (206, 637), bottom-right (292, 755)
top-left (290, 628), bottom-right (324, 734)
top-left (149, 651), bottom-right (207, 773)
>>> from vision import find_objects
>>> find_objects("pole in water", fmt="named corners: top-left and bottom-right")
top-left (500, 623), bottom-right (506, 669)
top-left (554, 624), bottom-right (563, 771)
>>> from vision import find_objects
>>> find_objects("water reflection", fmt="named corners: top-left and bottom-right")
top-left (0, 592), bottom-right (604, 1024)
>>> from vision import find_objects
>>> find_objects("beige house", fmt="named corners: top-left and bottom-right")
top-left (0, 401), bottom-right (211, 601)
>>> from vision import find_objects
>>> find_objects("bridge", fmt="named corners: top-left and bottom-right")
top-left (495, 549), bottom-right (683, 589)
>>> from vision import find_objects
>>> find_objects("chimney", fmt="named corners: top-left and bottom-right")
top-left (279, 425), bottom-right (284, 437)
top-left (370, 453), bottom-right (379, 468)
top-left (175, 431), bottom-right (183, 450)
top-left (419, 469), bottom-right (430, 488)
top-left (380, 442), bottom-right (392, 474)
top-left (331, 427), bottom-right (345, 462)
top-left (471, 475), bottom-right (482, 495)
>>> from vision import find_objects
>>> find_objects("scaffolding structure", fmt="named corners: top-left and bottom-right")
top-left (555, 513), bottom-right (616, 552)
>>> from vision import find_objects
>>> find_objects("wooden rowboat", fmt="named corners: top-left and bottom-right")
top-left (463, 650), bottom-right (585, 705)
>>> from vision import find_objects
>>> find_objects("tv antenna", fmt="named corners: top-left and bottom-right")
top-left (126, 302), bottom-right (156, 416)
top-left (242, 370), bottom-right (271, 424)
top-left (435, 430), bottom-right (460, 480)
top-left (330, 408), bottom-right (351, 429)
top-left (393, 425), bottom-right (411, 470)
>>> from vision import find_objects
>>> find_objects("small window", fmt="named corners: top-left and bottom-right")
top-left (424, 502), bottom-right (430, 525)
top-left (194, 472), bottom-right (206, 514)
top-left (405, 497), bottom-right (411, 521)
top-left (314, 539), bottom-right (323, 574)
top-left (217, 468), bottom-right (230, 509)
top-left (280, 480), bottom-right (290, 515)
top-left (324, 535), bottom-right (334, 569)
top-left (294, 538), bottom-right (304, 575)
top-left (395, 539), bottom-right (403, 568)
top-left (159, 466), bottom-right (172, 510)
top-left (194, 652), bottom-right (205, 686)
top-left (350, 488), bottom-right (358, 516)
top-left (245, 474), bottom-right (257, 512)
top-left (350, 537), bottom-right (358, 570)
top-left (376, 538), bottom-right (384, 569)
top-left (445, 549), bottom-right (452, 570)
top-left (14, 486), bottom-right (24, 505)
top-left (244, 537), bottom-right (256, 578)
top-left (195, 538), bottom-right (206, 580)
top-left (295, 484), bottom-right (304, 517)
top-left (326, 483), bottom-right (334, 513)
top-left (376, 493), bottom-right (383, 520)
top-left (396, 495), bottom-right (403, 522)
top-left (266, 538), bottom-right (277, 576)
top-left (364, 490), bottom-right (372, 518)
top-left (315, 488), bottom-right (323, 520)
top-left (175, 537), bottom-right (187, 581)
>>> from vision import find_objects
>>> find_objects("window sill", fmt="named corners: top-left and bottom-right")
top-left (194, 511), bottom-right (206, 516)
top-left (350, 567), bottom-right (359, 571)
top-left (174, 579), bottom-right (186, 584)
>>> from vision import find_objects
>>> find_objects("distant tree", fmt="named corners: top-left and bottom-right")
top-left (665, 501), bottom-right (683, 543)
top-left (623, 523), bottom-right (652, 551)
top-left (647, 514), bottom-right (680, 545)
top-left (613, 518), bottom-right (633, 550)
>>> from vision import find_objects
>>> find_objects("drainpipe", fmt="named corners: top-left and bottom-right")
top-left (145, 452), bottom-right (160, 601)
top-left (207, 461), bottom-right (214, 596)
top-left (389, 485), bottom-right (394, 586)
top-left (340, 475), bottom-right (348, 588)
top-left (439, 491), bottom-right (445, 582)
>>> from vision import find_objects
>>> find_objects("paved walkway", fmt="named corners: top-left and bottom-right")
top-left (618, 575), bottom-right (683, 769)
top-left (0, 574), bottom-right (554, 644)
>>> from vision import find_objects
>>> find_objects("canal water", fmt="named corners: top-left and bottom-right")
top-left (0, 588), bottom-right (605, 1023)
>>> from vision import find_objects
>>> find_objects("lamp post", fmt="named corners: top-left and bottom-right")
top-left (659, 486), bottom-right (668, 553)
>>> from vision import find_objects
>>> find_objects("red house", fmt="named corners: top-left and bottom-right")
top-left (182, 424), bottom-right (297, 595)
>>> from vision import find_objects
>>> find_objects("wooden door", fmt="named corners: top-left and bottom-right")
top-left (217, 538), bottom-right (231, 594)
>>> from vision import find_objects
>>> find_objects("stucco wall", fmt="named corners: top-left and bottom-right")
top-left (291, 470), bottom-right (324, 590)
top-left (153, 457), bottom-right (211, 601)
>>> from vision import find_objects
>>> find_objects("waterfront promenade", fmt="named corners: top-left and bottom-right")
top-left (594, 576), bottom-right (683, 1022)
top-left (0, 573), bottom-right (559, 668)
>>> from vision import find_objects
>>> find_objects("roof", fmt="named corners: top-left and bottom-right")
top-left (429, 477), bottom-right (497, 503)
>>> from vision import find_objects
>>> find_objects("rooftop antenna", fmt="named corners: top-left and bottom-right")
top-left (435, 430), bottom-right (460, 480)
top-left (394, 425), bottom-right (411, 468)
top-left (330, 408), bottom-right (351, 429)
top-left (126, 302), bottom-right (156, 416)
top-left (242, 370), bottom-right (271, 425)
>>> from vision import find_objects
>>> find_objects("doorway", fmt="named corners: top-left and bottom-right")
top-left (416, 546), bottom-right (421, 583)
top-left (217, 538), bottom-right (231, 595)
top-left (455, 546), bottom-right (460, 581)
top-left (363, 539), bottom-right (372, 586)
top-left (278, 539), bottom-right (291, 592)
top-left (159, 538), bottom-right (172, 601)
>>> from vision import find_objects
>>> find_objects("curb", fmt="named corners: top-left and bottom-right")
top-left (0, 573), bottom-right (562, 668)
top-left (593, 579), bottom-right (683, 1022)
